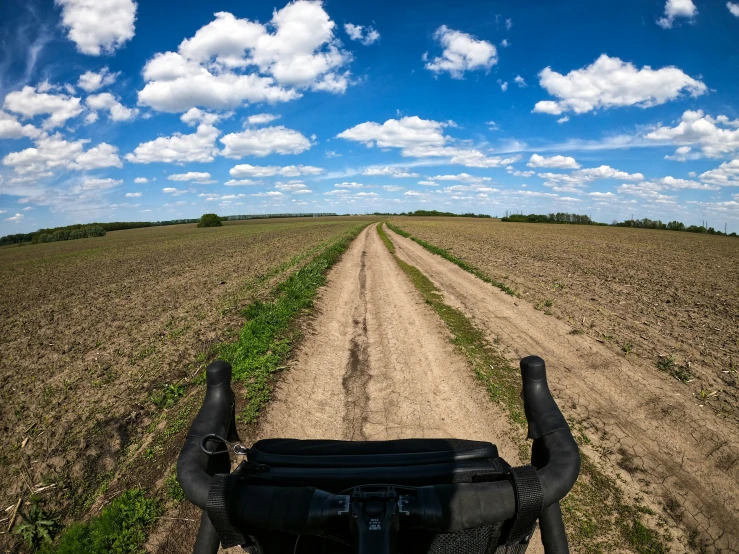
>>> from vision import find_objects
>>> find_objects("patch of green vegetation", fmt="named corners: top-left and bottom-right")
top-left (622, 343), bottom-right (633, 354)
top-left (544, 299), bottom-right (554, 308)
top-left (131, 346), bottom-right (156, 365)
top-left (43, 489), bottom-right (158, 554)
top-left (165, 471), bottom-right (185, 502)
top-left (378, 223), bottom-right (670, 554)
top-left (657, 356), bottom-right (675, 372)
top-left (385, 222), bottom-right (516, 296)
top-left (14, 499), bottom-right (60, 550)
top-left (622, 520), bottom-right (670, 554)
top-left (220, 223), bottom-right (369, 423)
top-left (657, 355), bottom-right (693, 383)
top-left (159, 404), bottom-right (194, 443)
top-left (562, 455), bottom-right (672, 554)
top-left (149, 382), bottom-right (185, 409)
top-left (196, 213), bottom-right (223, 228)
top-left (377, 221), bottom-right (396, 253)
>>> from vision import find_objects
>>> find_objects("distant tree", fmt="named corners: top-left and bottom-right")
top-left (667, 220), bottom-right (685, 231)
top-left (197, 213), bottom-right (223, 228)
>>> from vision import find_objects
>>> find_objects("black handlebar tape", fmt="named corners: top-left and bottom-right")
top-left (427, 482), bottom-right (516, 532)
top-left (539, 502), bottom-right (570, 554)
top-left (520, 356), bottom-right (569, 440)
top-left (520, 356), bottom-right (580, 509)
top-left (229, 485), bottom-right (319, 534)
top-left (192, 512), bottom-right (221, 554)
top-left (177, 361), bottom-right (235, 509)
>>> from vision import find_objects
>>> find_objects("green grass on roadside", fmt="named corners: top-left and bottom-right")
top-left (220, 223), bottom-right (370, 423)
top-left (43, 489), bottom-right (158, 554)
top-left (377, 223), bottom-right (671, 554)
top-left (385, 221), bottom-right (516, 296)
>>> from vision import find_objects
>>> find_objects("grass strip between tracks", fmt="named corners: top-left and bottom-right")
top-left (378, 223), bottom-right (671, 554)
top-left (220, 222), bottom-right (371, 423)
top-left (385, 221), bottom-right (516, 296)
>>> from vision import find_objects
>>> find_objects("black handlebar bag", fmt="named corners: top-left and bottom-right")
top-left (208, 438), bottom-right (542, 554)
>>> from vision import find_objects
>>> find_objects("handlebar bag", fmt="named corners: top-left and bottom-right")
top-left (221, 439), bottom-right (537, 554)
top-left (244, 438), bottom-right (510, 490)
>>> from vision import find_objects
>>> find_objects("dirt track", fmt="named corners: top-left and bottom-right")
top-left (386, 226), bottom-right (739, 553)
top-left (256, 224), bottom-right (522, 457)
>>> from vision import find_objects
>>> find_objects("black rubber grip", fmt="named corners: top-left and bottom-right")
top-left (520, 356), bottom-right (569, 440)
top-left (177, 361), bottom-right (236, 509)
top-left (539, 502), bottom-right (570, 554)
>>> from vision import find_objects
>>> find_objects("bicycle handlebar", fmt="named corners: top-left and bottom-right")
top-left (177, 356), bottom-right (579, 554)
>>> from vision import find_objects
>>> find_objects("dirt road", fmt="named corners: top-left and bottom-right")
top-left (256, 223), bottom-right (523, 455)
top-left (386, 226), bottom-right (739, 553)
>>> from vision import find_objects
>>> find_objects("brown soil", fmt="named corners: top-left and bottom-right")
top-left (386, 225), bottom-right (739, 553)
top-left (0, 217), bottom-right (370, 550)
top-left (391, 217), bottom-right (739, 421)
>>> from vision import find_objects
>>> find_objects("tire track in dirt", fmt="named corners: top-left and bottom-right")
top-left (342, 236), bottom-right (370, 440)
top-left (386, 226), bottom-right (739, 553)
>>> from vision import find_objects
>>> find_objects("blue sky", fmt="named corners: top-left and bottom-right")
top-left (1, 0), bottom-right (739, 235)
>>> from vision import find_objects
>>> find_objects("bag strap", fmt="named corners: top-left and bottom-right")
top-left (206, 473), bottom-right (249, 549)
top-left (502, 465), bottom-right (544, 545)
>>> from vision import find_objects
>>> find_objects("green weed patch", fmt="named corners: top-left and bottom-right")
top-left (44, 489), bottom-right (158, 554)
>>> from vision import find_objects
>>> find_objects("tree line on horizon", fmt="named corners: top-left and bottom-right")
top-left (501, 212), bottom-right (737, 237)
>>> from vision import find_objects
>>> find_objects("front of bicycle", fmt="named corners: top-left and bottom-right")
top-left (177, 356), bottom-right (579, 554)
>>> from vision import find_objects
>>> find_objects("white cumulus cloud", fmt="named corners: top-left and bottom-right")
top-left (424, 26), bottom-right (497, 79)
top-left (229, 164), bottom-right (323, 177)
top-left (55, 0), bottom-right (137, 55)
top-left (3, 134), bottom-right (122, 173)
top-left (338, 116), bottom-right (446, 150)
top-left (533, 55), bottom-right (706, 116)
top-left (126, 109), bottom-right (221, 163)
top-left (138, 3), bottom-right (353, 113)
top-left (344, 23), bottom-right (380, 45)
top-left (247, 113), bottom-right (280, 125)
top-left (338, 116), bottom-right (518, 168)
top-left (3, 85), bottom-right (83, 129)
top-left (700, 159), bottom-right (739, 186)
top-left (362, 167), bottom-right (420, 178)
top-left (0, 111), bottom-right (41, 139)
top-left (77, 67), bottom-right (119, 92)
top-left (527, 154), bottom-right (580, 169)
top-left (167, 172), bottom-right (215, 183)
top-left (657, 0), bottom-right (697, 29)
top-left (86, 92), bottom-right (138, 121)
top-left (646, 110), bottom-right (739, 159)
top-left (162, 187), bottom-right (194, 196)
top-left (134, 177), bottom-right (148, 183)
top-left (729, 2), bottom-right (739, 16)
top-left (220, 126), bottom-right (312, 158)
top-left (224, 179), bottom-right (261, 186)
